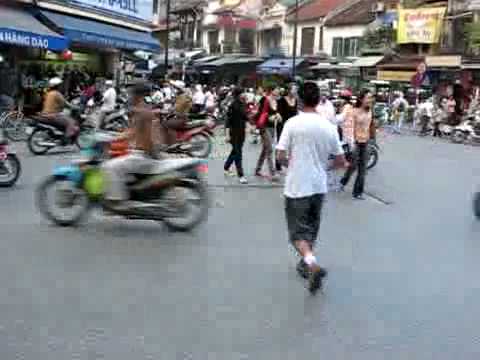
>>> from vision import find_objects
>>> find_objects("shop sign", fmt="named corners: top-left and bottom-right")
top-left (378, 70), bottom-right (416, 82)
top-left (65, 29), bottom-right (158, 51)
top-left (397, 8), bottom-right (446, 44)
top-left (0, 29), bottom-right (68, 51)
top-left (67, 0), bottom-right (153, 22)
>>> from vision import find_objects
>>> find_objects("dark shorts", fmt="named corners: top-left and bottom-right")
top-left (285, 194), bottom-right (325, 246)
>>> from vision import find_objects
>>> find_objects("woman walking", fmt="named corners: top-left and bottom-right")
top-left (276, 86), bottom-right (298, 171)
top-left (224, 87), bottom-right (248, 184)
top-left (340, 90), bottom-right (374, 200)
top-left (254, 87), bottom-right (280, 181)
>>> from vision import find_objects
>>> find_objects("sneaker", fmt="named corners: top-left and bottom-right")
top-left (353, 194), bottom-right (366, 200)
top-left (239, 177), bottom-right (248, 184)
top-left (296, 259), bottom-right (309, 279)
top-left (309, 265), bottom-right (327, 294)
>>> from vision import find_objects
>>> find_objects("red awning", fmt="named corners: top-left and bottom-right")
top-left (217, 15), bottom-right (256, 29)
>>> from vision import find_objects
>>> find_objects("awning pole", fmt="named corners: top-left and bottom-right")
top-left (164, 0), bottom-right (171, 79)
top-left (292, 0), bottom-right (299, 79)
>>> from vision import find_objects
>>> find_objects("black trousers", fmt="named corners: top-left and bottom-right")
top-left (341, 142), bottom-right (368, 197)
top-left (224, 139), bottom-right (245, 177)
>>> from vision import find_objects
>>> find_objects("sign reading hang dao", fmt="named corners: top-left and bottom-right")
top-left (68, 0), bottom-right (153, 22)
top-left (0, 28), bottom-right (68, 51)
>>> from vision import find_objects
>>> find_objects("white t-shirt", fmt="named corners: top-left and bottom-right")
top-left (163, 87), bottom-right (172, 101)
top-left (193, 91), bottom-right (206, 105)
top-left (277, 112), bottom-right (344, 198)
top-left (101, 87), bottom-right (117, 112)
top-left (205, 91), bottom-right (215, 108)
top-left (316, 99), bottom-right (336, 125)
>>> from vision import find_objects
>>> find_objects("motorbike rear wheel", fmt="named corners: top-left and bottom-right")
top-left (0, 154), bottom-right (21, 187)
top-left (188, 133), bottom-right (212, 158)
top-left (28, 129), bottom-right (52, 155)
top-left (3, 112), bottom-right (28, 142)
top-left (367, 145), bottom-right (379, 170)
top-left (162, 180), bottom-right (209, 231)
top-left (37, 176), bottom-right (90, 226)
top-left (474, 192), bottom-right (480, 220)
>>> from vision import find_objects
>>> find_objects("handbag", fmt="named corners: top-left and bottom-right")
top-left (256, 97), bottom-right (270, 129)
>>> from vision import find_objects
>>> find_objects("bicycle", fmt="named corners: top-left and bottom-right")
top-left (0, 109), bottom-right (29, 142)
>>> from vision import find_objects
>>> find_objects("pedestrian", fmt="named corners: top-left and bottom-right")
top-left (254, 86), bottom-right (280, 181)
top-left (340, 90), bottom-right (374, 200)
top-left (276, 82), bottom-right (347, 294)
top-left (447, 95), bottom-right (456, 125)
top-left (224, 87), bottom-right (248, 184)
top-left (316, 89), bottom-right (336, 125)
top-left (205, 87), bottom-right (216, 112)
top-left (391, 91), bottom-right (408, 133)
top-left (276, 86), bottom-right (298, 171)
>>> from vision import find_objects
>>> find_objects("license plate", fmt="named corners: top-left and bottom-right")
top-left (26, 127), bottom-right (34, 135)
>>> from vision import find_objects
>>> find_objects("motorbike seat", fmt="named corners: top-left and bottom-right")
top-left (182, 120), bottom-right (206, 130)
top-left (31, 115), bottom-right (65, 130)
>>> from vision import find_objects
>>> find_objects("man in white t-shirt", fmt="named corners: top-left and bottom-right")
top-left (277, 82), bottom-right (347, 294)
top-left (316, 94), bottom-right (336, 125)
top-left (98, 80), bottom-right (117, 129)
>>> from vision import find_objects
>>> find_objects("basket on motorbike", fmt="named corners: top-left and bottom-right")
top-left (109, 138), bottom-right (129, 158)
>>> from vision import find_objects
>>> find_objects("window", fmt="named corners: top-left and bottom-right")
top-left (331, 37), bottom-right (360, 58)
top-left (153, 0), bottom-right (159, 15)
top-left (319, 26), bottom-right (323, 51)
top-left (301, 27), bottom-right (315, 55)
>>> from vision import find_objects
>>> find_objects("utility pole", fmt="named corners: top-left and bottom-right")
top-left (164, 0), bottom-right (171, 79)
top-left (291, 0), bottom-right (299, 79)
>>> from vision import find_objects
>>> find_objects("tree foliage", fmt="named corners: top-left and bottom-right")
top-left (466, 22), bottom-right (480, 52)
top-left (361, 25), bottom-right (395, 52)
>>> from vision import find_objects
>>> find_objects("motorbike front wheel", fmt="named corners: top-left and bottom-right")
top-left (3, 112), bottom-right (28, 142)
top-left (28, 128), bottom-right (52, 155)
top-left (451, 129), bottom-right (467, 144)
top-left (367, 145), bottom-right (379, 170)
top-left (188, 133), bottom-right (213, 158)
top-left (37, 176), bottom-right (90, 226)
top-left (474, 192), bottom-right (480, 220)
top-left (162, 180), bottom-right (209, 231)
top-left (0, 154), bottom-right (21, 187)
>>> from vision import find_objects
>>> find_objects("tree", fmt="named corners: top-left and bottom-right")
top-left (466, 22), bottom-right (480, 53)
top-left (361, 24), bottom-right (395, 53)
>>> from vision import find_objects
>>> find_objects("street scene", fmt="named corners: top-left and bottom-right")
top-left (1, 0), bottom-right (480, 359)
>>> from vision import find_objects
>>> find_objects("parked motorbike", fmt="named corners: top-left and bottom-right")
top-left (36, 134), bottom-right (209, 231)
top-left (474, 192), bottom-right (480, 220)
top-left (176, 119), bottom-right (216, 158)
top-left (0, 134), bottom-right (21, 187)
top-left (450, 112), bottom-right (480, 144)
top-left (26, 108), bottom-right (95, 155)
top-left (367, 140), bottom-right (380, 170)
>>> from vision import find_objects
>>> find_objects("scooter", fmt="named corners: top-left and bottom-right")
top-left (26, 108), bottom-right (95, 155)
top-left (0, 133), bottom-right (21, 187)
top-left (450, 112), bottom-right (480, 145)
top-left (36, 133), bottom-right (209, 231)
top-left (474, 192), bottom-right (480, 219)
top-left (176, 118), bottom-right (216, 158)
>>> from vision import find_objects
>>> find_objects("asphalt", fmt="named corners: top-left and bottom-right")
top-left (0, 131), bottom-right (479, 359)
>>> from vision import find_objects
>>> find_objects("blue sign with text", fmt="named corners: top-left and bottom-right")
top-left (68, 0), bottom-right (154, 22)
top-left (0, 28), bottom-right (68, 51)
top-left (65, 29), bottom-right (159, 51)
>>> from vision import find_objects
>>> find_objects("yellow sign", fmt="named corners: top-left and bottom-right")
top-left (377, 70), bottom-right (415, 82)
top-left (397, 8), bottom-right (446, 44)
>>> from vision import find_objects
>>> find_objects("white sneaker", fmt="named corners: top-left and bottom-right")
top-left (239, 177), bottom-right (248, 184)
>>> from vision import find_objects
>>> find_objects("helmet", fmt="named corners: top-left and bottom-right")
top-left (105, 80), bottom-right (114, 87)
top-left (49, 77), bottom-right (63, 88)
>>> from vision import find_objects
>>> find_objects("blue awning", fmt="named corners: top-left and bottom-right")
top-left (39, 10), bottom-right (161, 52)
top-left (257, 58), bottom-right (306, 75)
top-left (0, 5), bottom-right (67, 52)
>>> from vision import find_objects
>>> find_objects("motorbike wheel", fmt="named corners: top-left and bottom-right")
top-left (104, 117), bottom-right (128, 133)
top-left (37, 176), bottom-right (90, 227)
top-left (474, 193), bottom-right (480, 220)
top-left (451, 130), bottom-right (467, 144)
top-left (188, 133), bottom-right (213, 158)
top-left (0, 154), bottom-right (21, 187)
top-left (76, 128), bottom-right (96, 150)
top-left (3, 112), bottom-right (28, 142)
top-left (162, 180), bottom-right (209, 232)
top-left (367, 146), bottom-right (379, 170)
top-left (28, 129), bottom-right (52, 155)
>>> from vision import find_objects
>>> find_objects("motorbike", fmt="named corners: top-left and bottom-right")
top-left (474, 192), bottom-right (480, 220)
top-left (36, 133), bottom-right (210, 231)
top-left (0, 134), bottom-right (21, 187)
top-left (26, 108), bottom-right (95, 155)
top-left (176, 118), bottom-right (216, 158)
top-left (450, 112), bottom-right (480, 145)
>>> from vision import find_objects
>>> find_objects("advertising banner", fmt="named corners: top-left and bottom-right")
top-left (397, 8), bottom-right (446, 44)
top-left (68, 0), bottom-right (153, 22)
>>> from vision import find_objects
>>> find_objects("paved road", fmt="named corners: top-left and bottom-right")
top-left (1, 133), bottom-right (479, 359)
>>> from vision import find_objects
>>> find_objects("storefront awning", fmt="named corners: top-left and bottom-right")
top-left (310, 62), bottom-right (352, 70)
top-left (425, 55), bottom-right (461, 68)
top-left (257, 58), bottom-right (305, 75)
top-left (352, 56), bottom-right (384, 68)
top-left (0, 5), bottom-right (67, 51)
top-left (38, 10), bottom-right (161, 52)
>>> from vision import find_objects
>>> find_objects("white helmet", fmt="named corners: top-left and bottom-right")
top-left (105, 80), bottom-right (114, 87)
top-left (49, 77), bottom-right (63, 88)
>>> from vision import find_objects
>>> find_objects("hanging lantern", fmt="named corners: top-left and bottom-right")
top-left (61, 49), bottom-right (73, 61)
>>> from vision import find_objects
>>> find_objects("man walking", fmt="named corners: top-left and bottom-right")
top-left (276, 82), bottom-right (347, 294)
